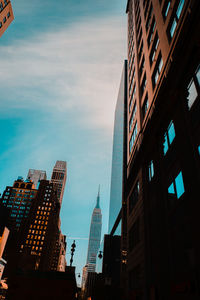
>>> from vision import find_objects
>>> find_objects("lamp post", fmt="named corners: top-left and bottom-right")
top-left (70, 240), bottom-right (76, 267)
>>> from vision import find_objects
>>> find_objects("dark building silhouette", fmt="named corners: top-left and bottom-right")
top-left (123, 0), bottom-right (200, 299)
top-left (0, 0), bottom-right (14, 38)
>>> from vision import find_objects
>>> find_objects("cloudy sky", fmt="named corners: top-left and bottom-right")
top-left (0, 0), bottom-right (127, 285)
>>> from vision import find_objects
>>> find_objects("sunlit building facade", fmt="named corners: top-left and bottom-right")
top-left (27, 169), bottom-right (47, 189)
top-left (51, 161), bottom-right (67, 205)
top-left (123, 0), bottom-right (200, 299)
top-left (0, 0), bottom-right (14, 38)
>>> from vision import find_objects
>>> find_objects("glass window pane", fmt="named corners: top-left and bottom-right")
top-left (175, 171), bottom-right (185, 198)
top-left (168, 182), bottom-right (175, 194)
top-left (158, 58), bottom-right (163, 73)
top-left (195, 65), bottom-right (200, 86)
top-left (188, 79), bottom-right (198, 109)
top-left (170, 19), bottom-right (177, 38)
top-left (151, 161), bottom-right (154, 178)
top-left (164, 2), bottom-right (171, 18)
top-left (176, 0), bottom-right (185, 19)
top-left (198, 145), bottom-right (200, 155)
top-left (168, 121), bottom-right (175, 144)
top-left (163, 133), bottom-right (168, 155)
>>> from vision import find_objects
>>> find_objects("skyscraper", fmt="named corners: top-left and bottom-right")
top-left (82, 188), bottom-right (102, 287)
top-left (51, 161), bottom-right (67, 205)
top-left (108, 60), bottom-right (127, 235)
top-left (0, 0), bottom-right (14, 38)
top-left (27, 169), bottom-right (47, 189)
top-left (123, 0), bottom-right (200, 298)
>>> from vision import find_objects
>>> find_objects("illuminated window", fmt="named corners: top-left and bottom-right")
top-left (152, 53), bottom-right (163, 87)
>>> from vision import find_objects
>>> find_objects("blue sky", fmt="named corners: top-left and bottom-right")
top-left (0, 0), bottom-right (127, 285)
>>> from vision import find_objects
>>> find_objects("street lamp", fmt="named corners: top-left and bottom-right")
top-left (70, 240), bottom-right (76, 267)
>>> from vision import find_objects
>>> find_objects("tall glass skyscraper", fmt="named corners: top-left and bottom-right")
top-left (86, 188), bottom-right (102, 272)
top-left (108, 60), bottom-right (127, 234)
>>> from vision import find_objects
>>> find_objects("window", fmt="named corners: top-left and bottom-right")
top-left (168, 171), bottom-right (185, 199)
top-left (162, 1), bottom-right (171, 19)
top-left (129, 122), bottom-right (137, 153)
top-left (198, 145), bottom-right (200, 155)
top-left (150, 33), bottom-right (159, 65)
top-left (141, 73), bottom-right (147, 96)
top-left (142, 95), bottom-right (149, 118)
top-left (146, 3), bottom-right (153, 31)
top-left (148, 17), bottom-right (156, 46)
top-left (152, 53), bottom-right (163, 87)
top-left (139, 56), bottom-right (145, 76)
top-left (4, 0), bottom-right (8, 5)
top-left (129, 84), bottom-right (136, 112)
top-left (148, 160), bottom-right (154, 181)
top-left (169, 0), bottom-right (185, 39)
top-left (0, 2), bottom-right (3, 11)
top-left (7, 12), bottom-right (10, 18)
top-left (129, 103), bottom-right (137, 131)
top-left (129, 219), bottom-right (140, 251)
top-left (187, 65), bottom-right (200, 109)
top-left (129, 181), bottom-right (139, 214)
top-left (3, 16), bottom-right (6, 23)
top-left (163, 121), bottom-right (175, 154)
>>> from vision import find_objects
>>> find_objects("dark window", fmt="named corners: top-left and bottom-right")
top-left (3, 16), bottom-right (6, 23)
top-left (129, 219), bottom-right (140, 251)
top-left (0, 22), bottom-right (2, 28)
top-left (129, 181), bottom-right (139, 214)
top-left (146, 3), bottom-right (153, 31)
top-left (7, 11), bottom-right (10, 18)
top-left (147, 17), bottom-right (156, 47)
top-left (163, 121), bottom-right (175, 155)
top-left (138, 41), bottom-right (143, 61)
top-left (0, 2), bottom-right (3, 11)
top-left (141, 73), bottom-right (147, 96)
top-left (129, 102), bottom-right (137, 131)
top-left (139, 56), bottom-right (145, 76)
top-left (142, 95), bottom-right (149, 119)
top-left (150, 33), bottom-right (159, 65)
top-left (168, 171), bottom-right (185, 199)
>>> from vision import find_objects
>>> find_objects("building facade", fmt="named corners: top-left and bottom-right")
top-left (108, 60), bottom-right (128, 235)
top-left (27, 169), bottom-right (47, 189)
top-left (82, 189), bottom-right (102, 288)
top-left (51, 161), bottom-right (67, 205)
top-left (18, 180), bottom-right (60, 272)
top-left (0, 0), bottom-right (14, 38)
top-left (124, 0), bottom-right (200, 299)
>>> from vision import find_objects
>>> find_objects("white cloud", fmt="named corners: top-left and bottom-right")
top-left (0, 16), bottom-right (126, 130)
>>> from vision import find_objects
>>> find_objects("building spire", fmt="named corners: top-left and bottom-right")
top-left (95, 185), bottom-right (100, 209)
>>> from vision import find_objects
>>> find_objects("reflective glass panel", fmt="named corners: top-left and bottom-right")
top-left (195, 65), bottom-right (200, 85)
top-left (188, 79), bottom-right (198, 109)
top-left (176, 0), bottom-right (185, 19)
top-left (175, 171), bottom-right (185, 198)
top-left (168, 182), bottom-right (175, 194)
top-left (168, 121), bottom-right (175, 144)
top-left (170, 19), bottom-right (177, 38)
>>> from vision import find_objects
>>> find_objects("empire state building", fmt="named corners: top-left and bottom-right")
top-left (86, 187), bottom-right (102, 273)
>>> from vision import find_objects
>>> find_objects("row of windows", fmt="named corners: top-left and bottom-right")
top-left (168, 0), bottom-right (185, 39)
